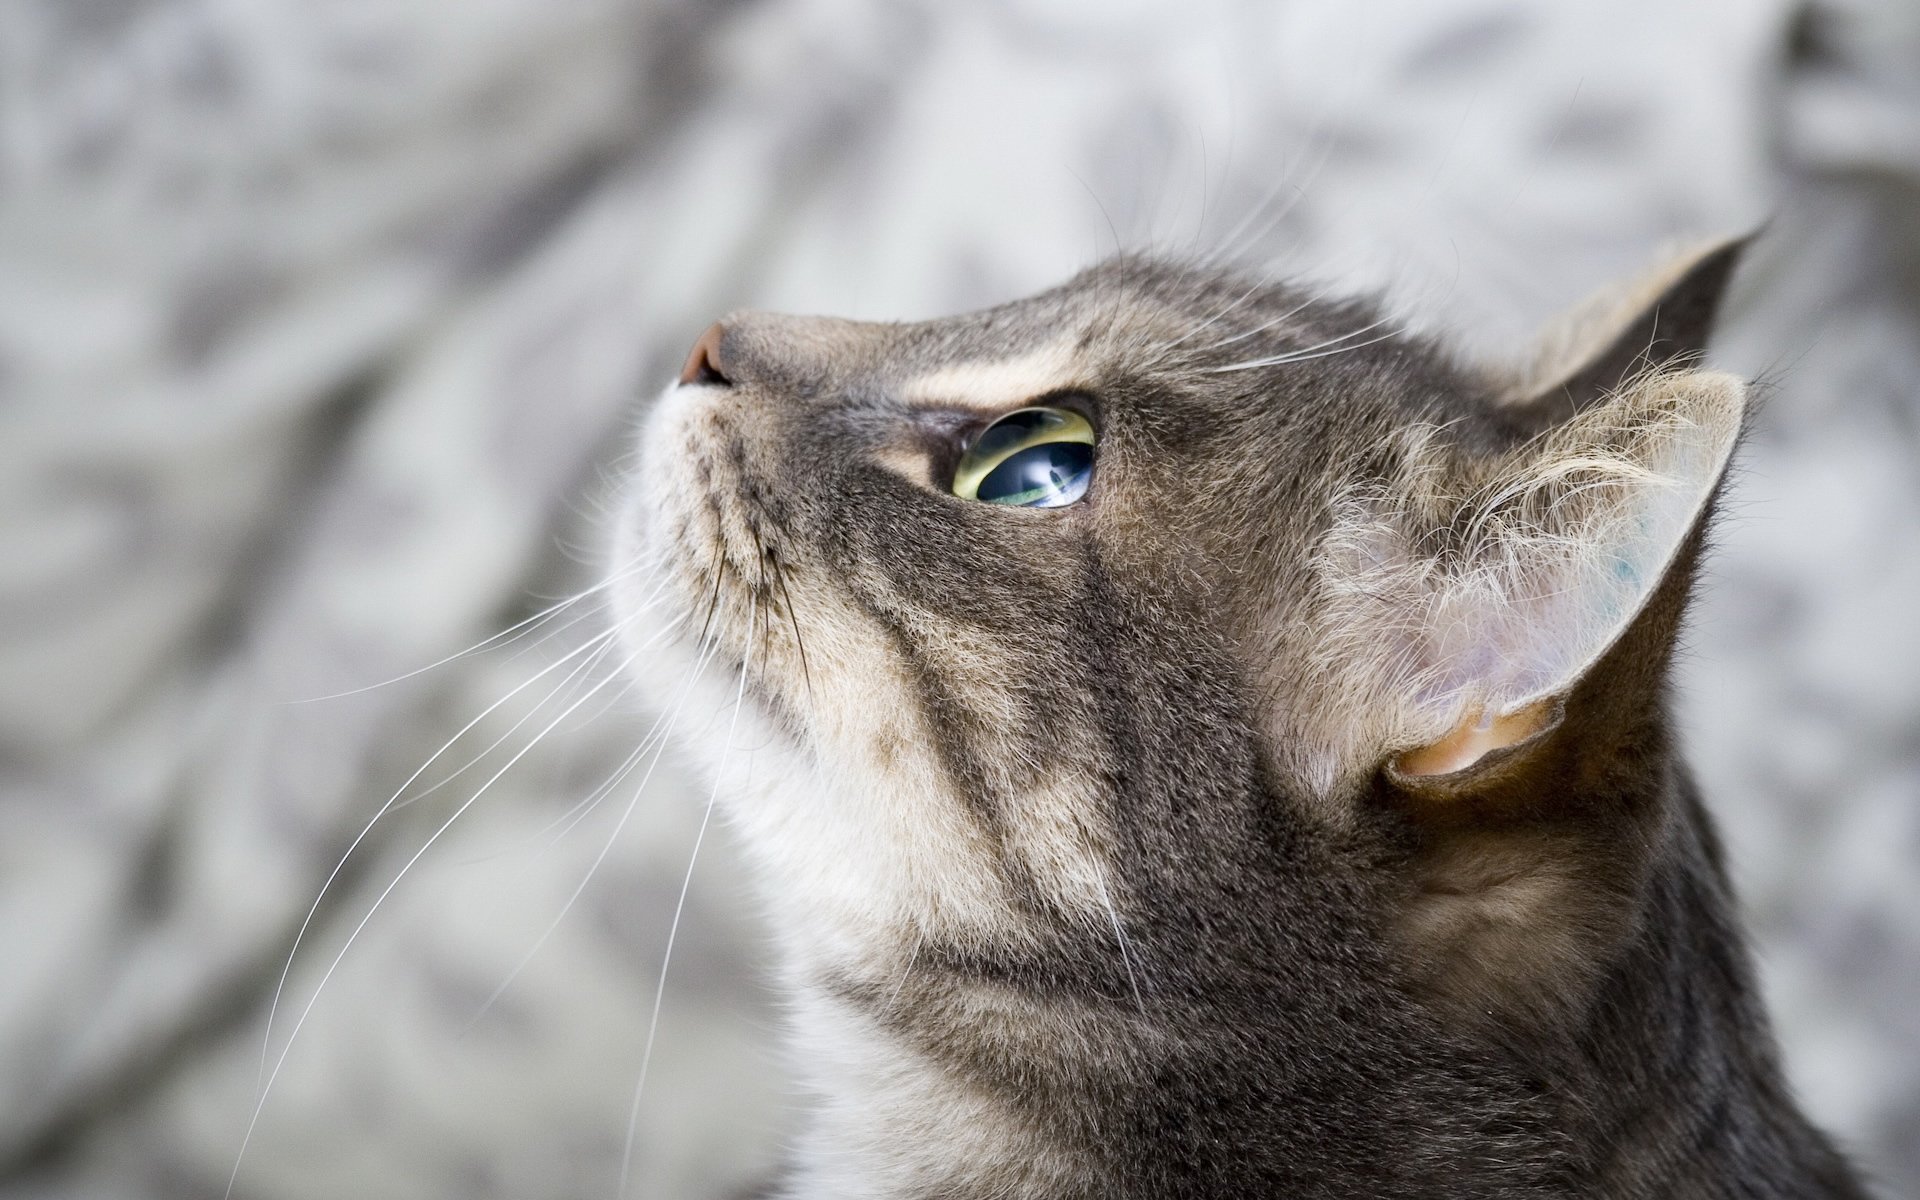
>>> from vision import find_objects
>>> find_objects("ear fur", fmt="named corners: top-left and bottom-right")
top-left (1308, 239), bottom-right (1751, 1028)
top-left (1322, 367), bottom-right (1745, 774)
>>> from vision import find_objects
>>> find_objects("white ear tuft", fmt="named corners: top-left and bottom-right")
top-left (1315, 370), bottom-right (1745, 769)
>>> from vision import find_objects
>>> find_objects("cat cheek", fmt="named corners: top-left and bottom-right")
top-left (870, 445), bottom-right (935, 489)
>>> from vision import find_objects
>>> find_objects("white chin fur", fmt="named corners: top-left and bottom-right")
top-left (605, 385), bottom-right (1017, 953)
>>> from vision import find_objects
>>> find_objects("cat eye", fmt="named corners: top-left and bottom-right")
top-left (950, 406), bottom-right (1097, 508)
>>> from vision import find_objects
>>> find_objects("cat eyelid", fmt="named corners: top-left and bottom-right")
top-left (954, 389), bottom-right (1101, 449)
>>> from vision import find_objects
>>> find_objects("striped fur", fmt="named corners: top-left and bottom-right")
top-left (610, 245), bottom-right (1867, 1198)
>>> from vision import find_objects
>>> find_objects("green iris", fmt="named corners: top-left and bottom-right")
top-left (951, 406), bottom-right (1097, 508)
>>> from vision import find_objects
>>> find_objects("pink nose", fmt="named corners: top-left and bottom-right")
top-left (677, 321), bottom-right (730, 387)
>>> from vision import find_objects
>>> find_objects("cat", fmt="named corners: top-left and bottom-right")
top-left (607, 239), bottom-right (1871, 1198)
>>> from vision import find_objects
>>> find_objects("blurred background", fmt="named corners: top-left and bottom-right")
top-left (3, 0), bottom-right (1917, 1196)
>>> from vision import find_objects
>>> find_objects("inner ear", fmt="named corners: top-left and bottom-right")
top-left (1392, 697), bottom-right (1559, 778)
top-left (1333, 368), bottom-right (1746, 778)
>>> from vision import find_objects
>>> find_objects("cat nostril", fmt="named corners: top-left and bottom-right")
top-left (678, 322), bottom-right (732, 387)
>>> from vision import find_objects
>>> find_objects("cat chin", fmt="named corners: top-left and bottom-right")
top-left (705, 738), bottom-right (1029, 954)
top-left (607, 496), bottom-right (1022, 954)
top-left (779, 977), bottom-right (1085, 1200)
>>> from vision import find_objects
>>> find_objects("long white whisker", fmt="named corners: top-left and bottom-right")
top-left (1159, 275), bottom-right (1273, 351)
top-left (619, 599), bottom-right (759, 1199)
top-left (386, 590), bottom-right (679, 818)
top-left (1206, 132), bottom-right (1335, 269)
top-left (1190, 288), bottom-right (1327, 356)
top-left (461, 620), bottom-right (711, 1032)
top-left (287, 558), bottom-right (658, 705)
top-left (524, 663), bottom-right (689, 853)
top-left (229, 635), bottom-right (640, 1200)
top-left (1156, 154), bottom-right (1335, 358)
top-left (494, 567), bottom-right (675, 675)
top-left (1205, 318), bottom-right (1403, 374)
top-left (257, 621), bottom-right (631, 1085)
top-left (530, 738), bottom-right (654, 851)
top-left (392, 577), bottom-right (678, 813)
top-left (469, 601), bottom-right (691, 854)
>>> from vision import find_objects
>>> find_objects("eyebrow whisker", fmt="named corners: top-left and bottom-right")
top-left (1204, 317), bottom-right (1403, 374)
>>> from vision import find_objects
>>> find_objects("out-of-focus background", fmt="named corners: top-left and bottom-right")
top-left (3, 1), bottom-right (1917, 1197)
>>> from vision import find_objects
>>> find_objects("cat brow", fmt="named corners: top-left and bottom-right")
top-left (901, 342), bottom-right (1084, 412)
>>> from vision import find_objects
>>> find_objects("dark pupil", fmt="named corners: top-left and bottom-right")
top-left (975, 441), bottom-right (1095, 507)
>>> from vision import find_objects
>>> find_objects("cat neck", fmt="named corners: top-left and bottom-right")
top-left (767, 773), bottom-right (1863, 1200)
top-left (1549, 775), bottom-right (1867, 1197)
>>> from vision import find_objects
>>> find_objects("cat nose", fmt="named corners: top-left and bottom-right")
top-left (677, 321), bottom-right (732, 387)
top-left (676, 311), bottom-right (882, 392)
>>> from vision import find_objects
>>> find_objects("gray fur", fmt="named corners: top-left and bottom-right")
top-left (610, 248), bottom-right (1867, 1198)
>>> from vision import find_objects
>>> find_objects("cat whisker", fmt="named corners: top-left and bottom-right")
top-left (768, 551), bottom-right (815, 708)
top-left (527, 710), bottom-right (676, 854)
top-left (620, 595), bottom-right (761, 1200)
top-left (385, 584), bottom-right (680, 818)
top-left (519, 609), bottom-right (708, 854)
top-left (1203, 317), bottom-right (1403, 374)
top-left (462, 615), bottom-right (718, 1037)
top-left (519, 739), bottom-right (652, 859)
top-left (488, 575), bottom-right (653, 673)
top-left (1182, 288), bottom-right (1328, 359)
top-left (256, 620), bottom-right (636, 1086)
top-left (1158, 276), bottom-right (1275, 351)
top-left (285, 556), bottom-right (659, 705)
top-left (692, 564), bottom-right (728, 651)
top-left (1156, 226), bottom-right (1329, 359)
top-left (229, 634), bottom-right (645, 1200)
top-left (1202, 133), bottom-right (1335, 271)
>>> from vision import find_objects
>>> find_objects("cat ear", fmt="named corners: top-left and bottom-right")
top-left (1299, 245), bottom-right (1751, 1027)
top-left (1317, 247), bottom-right (1749, 780)
top-left (1501, 234), bottom-right (1750, 429)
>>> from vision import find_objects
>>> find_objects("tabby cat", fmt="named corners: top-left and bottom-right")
top-left (609, 240), bottom-right (1869, 1198)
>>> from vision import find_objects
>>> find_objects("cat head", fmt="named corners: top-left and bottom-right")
top-left (611, 240), bottom-right (1746, 1023)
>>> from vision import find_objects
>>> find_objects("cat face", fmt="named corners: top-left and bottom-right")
top-left (617, 262), bottom-right (1372, 936)
top-left (611, 247), bottom-right (1745, 994)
